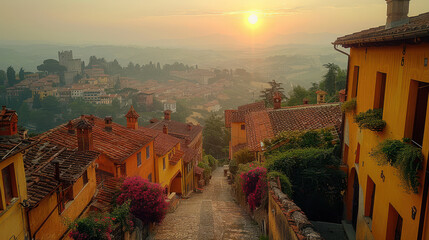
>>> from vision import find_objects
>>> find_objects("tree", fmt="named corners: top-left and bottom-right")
top-left (322, 63), bottom-right (340, 96)
top-left (203, 114), bottom-right (229, 158)
top-left (116, 176), bottom-right (168, 224)
top-left (19, 68), bottom-right (25, 82)
top-left (286, 85), bottom-right (314, 106)
top-left (41, 96), bottom-right (61, 114)
top-left (260, 80), bottom-right (286, 107)
top-left (37, 59), bottom-right (67, 74)
top-left (32, 93), bottom-right (42, 109)
top-left (7, 66), bottom-right (16, 86)
top-left (0, 70), bottom-right (6, 86)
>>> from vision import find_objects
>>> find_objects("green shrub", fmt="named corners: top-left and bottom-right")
top-left (354, 109), bottom-right (386, 131)
top-left (267, 171), bottom-right (293, 197)
top-left (233, 148), bottom-right (255, 165)
top-left (371, 139), bottom-right (423, 193)
top-left (229, 159), bottom-right (238, 175)
top-left (204, 155), bottom-right (218, 170)
top-left (341, 98), bottom-right (356, 113)
top-left (198, 161), bottom-right (212, 184)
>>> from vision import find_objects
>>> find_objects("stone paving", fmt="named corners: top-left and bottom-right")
top-left (148, 168), bottom-right (261, 240)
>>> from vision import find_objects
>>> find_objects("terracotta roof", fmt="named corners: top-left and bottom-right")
top-left (37, 115), bottom-right (153, 162)
top-left (125, 105), bottom-right (140, 118)
top-left (245, 103), bottom-right (342, 151)
top-left (0, 107), bottom-right (18, 123)
top-left (334, 12), bottom-right (429, 47)
top-left (92, 176), bottom-right (123, 211)
top-left (137, 127), bottom-right (180, 156)
top-left (225, 101), bottom-right (266, 126)
top-left (23, 140), bottom-right (100, 206)
top-left (169, 150), bottom-right (184, 165)
top-left (231, 143), bottom-right (248, 157)
top-left (182, 145), bottom-right (198, 163)
top-left (149, 119), bottom-right (202, 141)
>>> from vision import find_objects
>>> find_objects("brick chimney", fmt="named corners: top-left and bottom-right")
top-left (273, 92), bottom-right (282, 109)
top-left (51, 160), bottom-right (60, 181)
top-left (163, 124), bottom-right (168, 134)
top-left (339, 89), bottom-right (347, 103)
top-left (316, 90), bottom-right (328, 104)
top-left (164, 110), bottom-right (172, 120)
top-left (303, 98), bottom-right (309, 105)
top-left (0, 106), bottom-right (18, 136)
top-left (187, 123), bottom-right (193, 131)
top-left (125, 105), bottom-right (140, 130)
top-left (76, 118), bottom-right (94, 151)
top-left (385, 0), bottom-right (410, 29)
top-left (66, 120), bottom-right (75, 134)
top-left (105, 116), bottom-right (112, 132)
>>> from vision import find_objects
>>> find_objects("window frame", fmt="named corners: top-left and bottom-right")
top-left (146, 146), bottom-right (150, 159)
top-left (373, 72), bottom-right (387, 112)
top-left (1, 163), bottom-right (18, 206)
top-left (137, 152), bottom-right (142, 167)
top-left (163, 157), bottom-right (166, 170)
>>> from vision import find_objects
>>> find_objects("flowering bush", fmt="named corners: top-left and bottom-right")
top-left (68, 214), bottom-right (113, 240)
top-left (116, 176), bottom-right (169, 224)
top-left (240, 167), bottom-right (267, 211)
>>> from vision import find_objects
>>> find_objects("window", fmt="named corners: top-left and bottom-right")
top-left (241, 124), bottom-right (245, 130)
top-left (2, 164), bottom-right (17, 206)
top-left (407, 80), bottom-right (429, 148)
top-left (365, 176), bottom-right (376, 219)
top-left (82, 170), bottom-right (88, 185)
top-left (146, 146), bottom-right (150, 159)
top-left (351, 66), bottom-right (360, 98)
top-left (374, 72), bottom-right (387, 112)
top-left (148, 173), bottom-right (152, 182)
top-left (355, 143), bottom-right (360, 164)
top-left (137, 152), bottom-right (142, 167)
top-left (163, 157), bottom-right (166, 170)
top-left (386, 204), bottom-right (403, 240)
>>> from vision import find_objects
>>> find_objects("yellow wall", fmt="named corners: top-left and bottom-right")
top-left (0, 153), bottom-right (28, 240)
top-left (343, 43), bottom-right (429, 240)
top-left (154, 143), bottom-right (183, 194)
top-left (231, 122), bottom-right (246, 147)
top-left (125, 141), bottom-right (155, 181)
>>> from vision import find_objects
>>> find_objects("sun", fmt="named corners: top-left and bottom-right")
top-left (248, 14), bottom-right (258, 25)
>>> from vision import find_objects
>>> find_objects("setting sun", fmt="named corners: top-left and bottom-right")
top-left (248, 14), bottom-right (258, 25)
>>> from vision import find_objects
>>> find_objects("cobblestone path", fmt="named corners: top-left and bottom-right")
top-left (148, 168), bottom-right (261, 240)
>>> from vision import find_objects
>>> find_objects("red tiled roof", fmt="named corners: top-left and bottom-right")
top-left (334, 12), bottom-right (429, 47)
top-left (182, 145), bottom-right (198, 163)
top-left (125, 105), bottom-right (140, 118)
top-left (23, 140), bottom-right (100, 206)
top-left (93, 176), bottom-right (123, 211)
top-left (231, 143), bottom-right (247, 156)
top-left (225, 101), bottom-right (266, 125)
top-left (245, 103), bottom-right (342, 151)
top-left (0, 107), bottom-right (18, 123)
top-left (149, 119), bottom-right (202, 141)
top-left (169, 150), bottom-right (184, 164)
top-left (137, 127), bottom-right (180, 156)
top-left (37, 115), bottom-right (153, 162)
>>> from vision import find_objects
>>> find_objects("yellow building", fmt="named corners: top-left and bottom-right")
top-left (0, 143), bottom-right (28, 240)
top-left (0, 107), bottom-right (28, 240)
top-left (334, 2), bottom-right (429, 239)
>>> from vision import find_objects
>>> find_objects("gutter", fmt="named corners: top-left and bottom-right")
top-left (333, 44), bottom-right (350, 159)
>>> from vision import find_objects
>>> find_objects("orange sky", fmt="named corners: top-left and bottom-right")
top-left (1, 0), bottom-right (428, 48)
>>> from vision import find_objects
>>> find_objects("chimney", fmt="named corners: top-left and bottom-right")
top-left (66, 120), bottom-right (75, 134)
top-left (125, 105), bottom-right (140, 130)
top-left (76, 118), bottom-right (94, 151)
top-left (105, 116), bottom-right (112, 131)
top-left (0, 106), bottom-right (18, 136)
top-left (316, 90), bottom-right (327, 104)
top-left (385, 0), bottom-right (410, 29)
top-left (89, 114), bottom-right (95, 123)
top-left (273, 92), bottom-right (282, 109)
top-left (339, 89), bottom-right (347, 103)
top-left (164, 110), bottom-right (171, 120)
top-left (187, 123), bottom-right (193, 131)
top-left (303, 98), bottom-right (309, 105)
top-left (52, 160), bottom-right (60, 181)
top-left (163, 124), bottom-right (168, 134)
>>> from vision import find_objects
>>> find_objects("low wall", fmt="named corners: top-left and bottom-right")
top-left (268, 181), bottom-right (323, 240)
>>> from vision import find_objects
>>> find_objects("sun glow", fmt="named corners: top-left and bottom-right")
top-left (248, 14), bottom-right (258, 25)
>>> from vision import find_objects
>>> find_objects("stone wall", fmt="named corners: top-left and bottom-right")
top-left (268, 181), bottom-right (323, 240)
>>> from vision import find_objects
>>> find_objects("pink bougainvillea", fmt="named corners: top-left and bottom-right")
top-left (116, 176), bottom-right (169, 224)
top-left (241, 167), bottom-right (267, 210)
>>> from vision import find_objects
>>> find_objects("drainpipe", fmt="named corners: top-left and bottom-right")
top-left (418, 169), bottom-right (429, 240)
top-left (333, 44), bottom-right (350, 157)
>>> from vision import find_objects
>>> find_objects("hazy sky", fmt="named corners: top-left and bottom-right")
top-left (1, 0), bottom-right (428, 48)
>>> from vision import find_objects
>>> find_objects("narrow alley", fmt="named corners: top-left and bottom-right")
top-left (149, 168), bottom-right (261, 240)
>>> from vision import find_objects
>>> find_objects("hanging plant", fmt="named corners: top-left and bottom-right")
top-left (341, 98), bottom-right (357, 113)
top-left (371, 139), bottom-right (423, 193)
top-left (354, 109), bottom-right (386, 131)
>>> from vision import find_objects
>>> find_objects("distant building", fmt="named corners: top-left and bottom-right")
top-left (205, 100), bottom-right (221, 112)
top-left (58, 50), bottom-right (83, 85)
top-left (135, 91), bottom-right (154, 107)
top-left (163, 100), bottom-right (177, 113)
